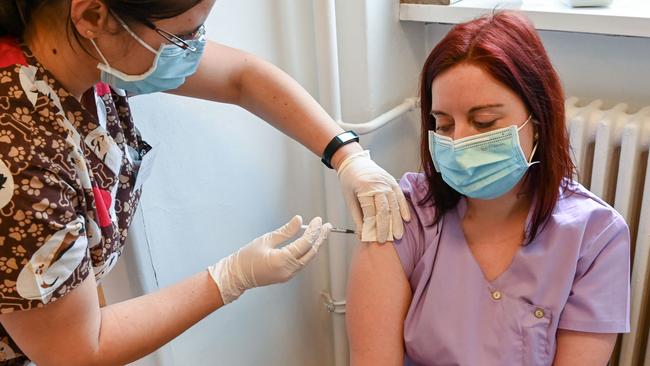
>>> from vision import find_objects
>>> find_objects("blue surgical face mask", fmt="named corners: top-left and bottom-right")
top-left (429, 115), bottom-right (538, 200)
top-left (90, 15), bottom-right (206, 95)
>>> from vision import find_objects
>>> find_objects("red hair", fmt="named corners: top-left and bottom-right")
top-left (418, 11), bottom-right (575, 244)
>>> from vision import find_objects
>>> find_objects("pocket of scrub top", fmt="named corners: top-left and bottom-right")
top-left (127, 145), bottom-right (142, 169)
top-left (126, 131), bottom-right (154, 191)
top-left (128, 126), bottom-right (153, 170)
top-left (519, 302), bottom-right (552, 366)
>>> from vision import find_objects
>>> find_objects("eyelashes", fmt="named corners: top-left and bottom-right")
top-left (434, 119), bottom-right (499, 133)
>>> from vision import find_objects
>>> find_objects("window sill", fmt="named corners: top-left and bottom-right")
top-left (399, 0), bottom-right (650, 38)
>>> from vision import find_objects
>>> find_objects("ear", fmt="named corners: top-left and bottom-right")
top-left (69, 0), bottom-right (116, 40)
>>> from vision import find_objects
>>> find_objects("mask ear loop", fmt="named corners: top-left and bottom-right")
top-left (528, 117), bottom-right (539, 164)
top-left (518, 114), bottom-right (539, 164)
top-left (517, 114), bottom-right (533, 131)
top-left (111, 12), bottom-right (158, 54)
top-left (89, 38), bottom-right (111, 68)
top-left (528, 139), bottom-right (539, 164)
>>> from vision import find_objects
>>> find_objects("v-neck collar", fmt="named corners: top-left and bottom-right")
top-left (452, 196), bottom-right (536, 288)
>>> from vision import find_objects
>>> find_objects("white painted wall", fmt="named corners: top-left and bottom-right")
top-left (100, 1), bottom-right (650, 365)
top-left (102, 1), bottom-right (335, 365)
top-left (425, 24), bottom-right (650, 109)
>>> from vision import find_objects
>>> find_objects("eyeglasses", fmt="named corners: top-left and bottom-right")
top-left (145, 24), bottom-right (206, 52)
top-left (109, 10), bottom-right (206, 53)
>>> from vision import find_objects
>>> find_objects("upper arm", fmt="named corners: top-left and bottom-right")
top-left (0, 151), bottom-right (101, 365)
top-left (553, 329), bottom-right (617, 366)
top-left (559, 216), bottom-right (630, 333)
top-left (346, 242), bottom-right (412, 366)
top-left (167, 41), bottom-right (252, 104)
top-left (0, 275), bottom-right (101, 366)
top-left (554, 213), bottom-right (629, 366)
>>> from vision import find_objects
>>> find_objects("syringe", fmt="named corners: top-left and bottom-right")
top-left (300, 224), bottom-right (356, 234)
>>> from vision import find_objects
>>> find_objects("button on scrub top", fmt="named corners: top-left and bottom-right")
top-left (394, 173), bottom-right (630, 366)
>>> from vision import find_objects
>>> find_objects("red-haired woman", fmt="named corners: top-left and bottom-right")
top-left (0, 0), bottom-right (410, 364)
top-left (347, 11), bottom-right (630, 366)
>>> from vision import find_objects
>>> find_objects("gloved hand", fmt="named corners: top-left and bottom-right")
top-left (337, 150), bottom-right (411, 243)
top-left (208, 216), bottom-right (332, 304)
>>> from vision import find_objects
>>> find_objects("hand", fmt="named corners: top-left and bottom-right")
top-left (337, 150), bottom-right (411, 243)
top-left (208, 216), bottom-right (332, 304)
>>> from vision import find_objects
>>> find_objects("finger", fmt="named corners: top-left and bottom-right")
top-left (269, 215), bottom-right (303, 248)
top-left (284, 217), bottom-right (322, 258)
top-left (374, 194), bottom-right (390, 243)
top-left (394, 183), bottom-right (412, 222)
top-left (358, 195), bottom-right (377, 242)
top-left (388, 190), bottom-right (404, 240)
top-left (345, 194), bottom-right (364, 234)
top-left (297, 223), bottom-right (332, 264)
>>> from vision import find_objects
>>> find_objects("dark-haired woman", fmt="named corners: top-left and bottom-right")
top-left (347, 12), bottom-right (630, 366)
top-left (0, 0), bottom-right (411, 364)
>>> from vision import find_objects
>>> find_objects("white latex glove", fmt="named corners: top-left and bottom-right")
top-left (208, 216), bottom-right (332, 304)
top-left (337, 150), bottom-right (411, 243)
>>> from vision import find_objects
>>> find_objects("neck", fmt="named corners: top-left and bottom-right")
top-left (465, 181), bottom-right (532, 223)
top-left (24, 15), bottom-right (99, 100)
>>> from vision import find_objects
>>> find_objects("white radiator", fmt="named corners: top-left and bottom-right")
top-left (565, 97), bottom-right (650, 366)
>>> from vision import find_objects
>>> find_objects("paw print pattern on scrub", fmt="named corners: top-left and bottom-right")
top-left (0, 37), bottom-right (152, 363)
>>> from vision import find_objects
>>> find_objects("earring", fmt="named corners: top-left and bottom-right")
top-left (86, 30), bottom-right (94, 37)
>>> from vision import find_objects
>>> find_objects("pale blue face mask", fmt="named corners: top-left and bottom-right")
top-left (90, 15), bottom-right (206, 95)
top-left (429, 115), bottom-right (538, 200)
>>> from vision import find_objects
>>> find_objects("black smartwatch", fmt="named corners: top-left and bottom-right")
top-left (321, 130), bottom-right (360, 169)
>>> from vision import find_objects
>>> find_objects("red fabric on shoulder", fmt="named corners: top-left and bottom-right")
top-left (95, 83), bottom-right (111, 96)
top-left (0, 37), bottom-right (27, 67)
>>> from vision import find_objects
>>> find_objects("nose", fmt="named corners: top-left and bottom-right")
top-left (452, 120), bottom-right (474, 140)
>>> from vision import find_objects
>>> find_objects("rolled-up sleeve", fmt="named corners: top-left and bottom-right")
top-left (393, 173), bottom-right (428, 279)
top-left (0, 161), bottom-right (91, 313)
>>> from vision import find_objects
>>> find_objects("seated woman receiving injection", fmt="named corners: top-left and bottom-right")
top-left (346, 11), bottom-right (630, 366)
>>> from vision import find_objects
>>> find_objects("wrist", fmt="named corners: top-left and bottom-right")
top-left (331, 142), bottom-right (363, 171)
top-left (321, 131), bottom-right (361, 169)
top-left (208, 255), bottom-right (245, 305)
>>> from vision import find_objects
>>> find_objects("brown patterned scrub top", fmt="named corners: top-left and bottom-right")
top-left (0, 37), bottom-right (151, 364)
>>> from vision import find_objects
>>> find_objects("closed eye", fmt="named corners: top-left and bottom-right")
top-left (435, 124), bottom-right (452, 133)
top-left (474, 120), bottom-right (497, 129)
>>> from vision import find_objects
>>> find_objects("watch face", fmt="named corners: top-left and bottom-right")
top-left (322, 131), bottom-right (359, 168)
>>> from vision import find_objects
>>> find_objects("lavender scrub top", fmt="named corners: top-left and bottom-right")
top-left (394, 173), bottom-right (631, 366)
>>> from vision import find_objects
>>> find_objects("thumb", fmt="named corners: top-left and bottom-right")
top-left (284, 217), bottom-right (322, 259)
top-left (297, 223), bottom-right (333, 265)
top-left (269, 215), bottom-right (303, 248)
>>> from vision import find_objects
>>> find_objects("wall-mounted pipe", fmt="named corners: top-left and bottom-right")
top-left (337, 97), bottom-right (419, 135)
top-left (312, 1), bottom-right (350, 364)
top-left (312, 1), bottom-right (416, 366)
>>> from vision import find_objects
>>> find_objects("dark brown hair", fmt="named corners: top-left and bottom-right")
top-left (419, 11), bottom-right (575, 244)
top-left (0, 0), bottom-right (202, 38)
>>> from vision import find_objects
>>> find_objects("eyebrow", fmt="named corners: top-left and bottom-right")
top-left (430, 103), bottom-right (505, 116)
top-left (468, 103), bottom-right (504, 113)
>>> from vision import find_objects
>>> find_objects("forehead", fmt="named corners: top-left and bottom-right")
top-left (431, 63), bottom-right (518, 110)
top-left (153, 0), bottom-right (216, 32)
